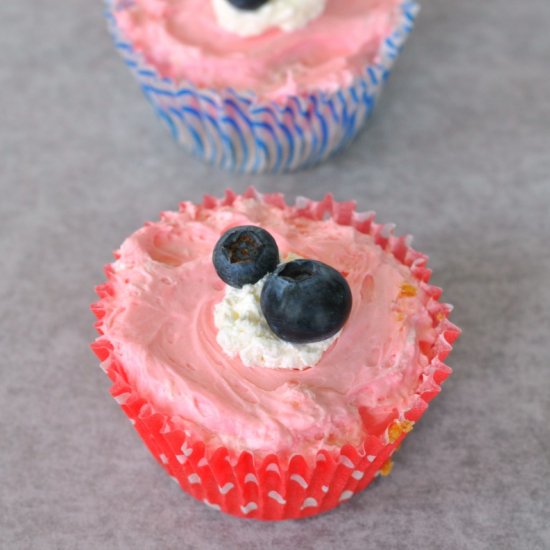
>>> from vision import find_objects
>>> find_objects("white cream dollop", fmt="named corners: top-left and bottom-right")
top-left (214, 274), bottom-right (339, 370)
top-left (212, 0), bottom-right (327, 38)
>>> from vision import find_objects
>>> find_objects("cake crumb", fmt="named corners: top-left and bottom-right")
top-left (379, 459), bottom-right (394, 477)
top-left (387, 419), bottom-right (415, 444)
top-left (399, 282), bottom-right (417, 298)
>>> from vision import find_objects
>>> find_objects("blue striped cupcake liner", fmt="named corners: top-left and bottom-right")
top-left (106, 0), bottom-right (419, 173)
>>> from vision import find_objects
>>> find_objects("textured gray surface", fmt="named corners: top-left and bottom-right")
top-left (1, 0), bottom-right (549, 549)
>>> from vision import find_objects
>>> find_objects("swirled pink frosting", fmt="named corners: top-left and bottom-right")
top-left (115, 0), bottom-right (403, 99)
top-left (99, 193), bottom-right (440, 458)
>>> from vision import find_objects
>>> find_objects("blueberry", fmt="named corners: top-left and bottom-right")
top-left (228, 0), bottom-right (270, 10)
top-left (213, 225), bottom-right (279, 288)
top-left (260, 260), bottom-right (352, 344)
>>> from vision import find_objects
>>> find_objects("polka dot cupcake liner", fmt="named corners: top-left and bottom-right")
top-left (104, 0), bottom-right (420, 174)
top-left (91, 189), bottom-right (460, 520)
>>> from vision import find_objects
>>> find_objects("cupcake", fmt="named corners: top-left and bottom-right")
top-left (105, 0), bottom-right (419, 173)
top-left (91, 188), bottom-right (459, 520)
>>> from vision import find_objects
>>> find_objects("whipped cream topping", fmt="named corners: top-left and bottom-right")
top-left (212, 0), bottom-right (327, 37)
top-left (100, 195), bottom-right (438, 458)
top-left (115, 0), bottom-right (403, 99)
top-left (214, 272), bottom-right (340, 370)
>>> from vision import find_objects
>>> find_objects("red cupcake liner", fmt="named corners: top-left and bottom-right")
top-left (91, 188), bottom-right (460, 520)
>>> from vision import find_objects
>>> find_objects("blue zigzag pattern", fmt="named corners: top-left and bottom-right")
top-left (106, 0), bottom-right (419, 174)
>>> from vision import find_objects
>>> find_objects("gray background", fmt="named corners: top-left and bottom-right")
top-left (1, 0), bottom-right (549, 548)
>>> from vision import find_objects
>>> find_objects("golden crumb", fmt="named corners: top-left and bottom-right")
top-left (387, 419), bottom-right (415, 444)
top-left (379, 459), bottom-right (394, 477)
top-left (399, 282), bottom-right (417, 298)
top-left (395, 311), bottom-right (405, 322)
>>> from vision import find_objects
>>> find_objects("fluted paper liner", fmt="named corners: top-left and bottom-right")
top-left (104, 0), bottom-right (420, 173)
top-left (91, 188), bottom-right (460, 520)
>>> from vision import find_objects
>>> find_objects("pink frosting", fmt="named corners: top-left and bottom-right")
top-left (115, 0), bottom-right (403, 99)
top-left (99, 194), bottom-right (439, 459)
